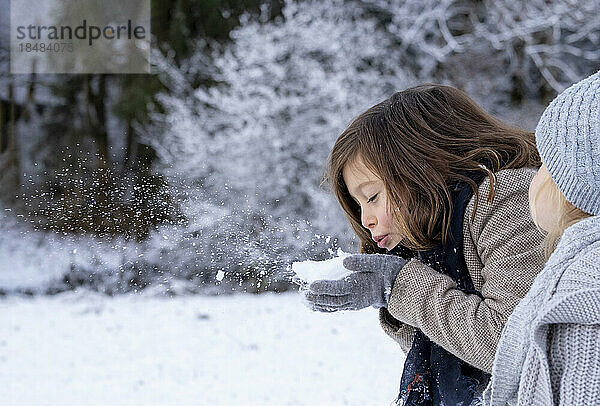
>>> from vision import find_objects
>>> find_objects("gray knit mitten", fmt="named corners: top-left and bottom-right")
top-left (302, 253), bottom-right (408, 311)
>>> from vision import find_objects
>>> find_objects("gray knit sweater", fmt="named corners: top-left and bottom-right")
top-left (483, 215), bottom-right (600, 405)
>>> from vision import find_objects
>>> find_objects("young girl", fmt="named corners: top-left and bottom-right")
top-left (302, 84), bottom-right (546, 405)
top-left (483, 72), bottom-right (600, 405)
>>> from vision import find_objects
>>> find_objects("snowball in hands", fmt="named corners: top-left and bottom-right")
top-left (292, 249), bottom-right (352, 284)
top-left (299, 253), bottom-right (409, 311)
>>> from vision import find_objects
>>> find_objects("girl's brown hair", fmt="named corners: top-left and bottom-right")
top-left (325, 84), bottom-right (541, 253)
top-left (531, 176), bottom-right (592, 259)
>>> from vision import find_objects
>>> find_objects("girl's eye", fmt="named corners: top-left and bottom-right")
top-left (367, 193), bottom-right (378, 203)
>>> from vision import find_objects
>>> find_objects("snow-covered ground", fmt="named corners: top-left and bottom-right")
top-left (1, 291), bottom-right (404, 406)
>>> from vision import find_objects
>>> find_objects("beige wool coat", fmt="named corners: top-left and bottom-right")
top-left (379, 167), bottom-right (546, 373)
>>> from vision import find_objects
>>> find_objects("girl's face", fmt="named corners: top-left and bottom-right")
top-left (528, 163), bottom-right (559, 232)
top-left (342, 157), bottom-right (403, 251)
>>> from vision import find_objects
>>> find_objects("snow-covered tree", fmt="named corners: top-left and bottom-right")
top-left (362, 0), bottom-right (600, 102)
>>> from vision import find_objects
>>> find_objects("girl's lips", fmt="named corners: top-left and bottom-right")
top-left (376, 235), bottom-right (389, 248)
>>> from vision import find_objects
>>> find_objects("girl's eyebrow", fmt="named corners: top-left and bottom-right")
top-left (358, 180), bottom-right (377, 188)
top-left (357, 180), bottom-right (378, 193)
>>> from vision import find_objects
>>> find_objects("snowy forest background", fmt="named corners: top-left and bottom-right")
top-left (2, 0), bottom-right (598, 297)
top-left (1, 1), bottom-right (599, 405)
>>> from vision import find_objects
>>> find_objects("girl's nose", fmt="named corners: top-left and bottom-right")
top-left (361, 212), bottom-right (377, 229)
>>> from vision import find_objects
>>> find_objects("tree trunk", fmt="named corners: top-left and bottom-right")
top-left (125, 119), bottom-right (138, 173)
top-left (0, 82), bottom-right (21, 205)
top-left (22, 70), bottom-right (37, 121)
top-left (94, 74), bottom-right (108, 168)
top-left (0, 99), bottom-right (4, 153)
top-left (85, 74), bottom-right (109, 169)
top-left (9, 83), bottom-right (15, 152)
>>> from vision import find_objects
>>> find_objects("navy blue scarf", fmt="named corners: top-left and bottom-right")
top-left (387, 176), bottom-right (490, 406)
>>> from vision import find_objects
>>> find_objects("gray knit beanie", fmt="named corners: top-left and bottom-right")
top-left (535, 70), bottom-right (600, 216)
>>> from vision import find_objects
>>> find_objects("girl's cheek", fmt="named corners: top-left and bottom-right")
top-left (528, 171), bottom-right (542, 205)
top-left (528, 174), bottom-right (543, 229)
top-left (528, 181), bottom-right (537, 207)
top-left (536, 188), bottom-right (557, 232)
